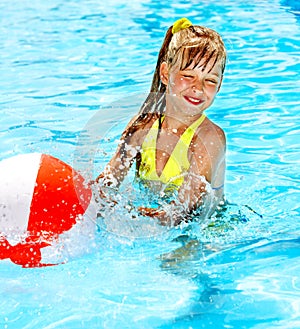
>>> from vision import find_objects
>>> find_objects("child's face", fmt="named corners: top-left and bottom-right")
top-left (161, 54), bottom-right (223, 117)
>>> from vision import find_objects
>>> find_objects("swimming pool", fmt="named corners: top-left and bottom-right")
top-left (1, 0), bottom-right (299, 328)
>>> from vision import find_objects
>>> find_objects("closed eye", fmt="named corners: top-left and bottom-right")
top-left (180, 70), bottom-right (195, 79)
top-left (206, 79), bottom-right (218, 84)
top-left (182, 74), bottom-right (194, 78)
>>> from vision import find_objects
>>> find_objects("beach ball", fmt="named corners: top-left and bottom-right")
top-left (0, 153), bottom-right (94, 267)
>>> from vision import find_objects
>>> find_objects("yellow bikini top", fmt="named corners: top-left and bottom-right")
top-left (138, 114), bottom-right (206, 189)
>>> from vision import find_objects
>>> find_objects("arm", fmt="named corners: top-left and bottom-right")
top-left (95, 115), bottom-right (141, 188)
top-left (95, 141), bottom-right (137, 189)
top-left (178, 123), bottom-right (226, 216)
top-left (93, 114), bottom-right (147, 208)
top-left (92, 140), bottom-right (140, 211)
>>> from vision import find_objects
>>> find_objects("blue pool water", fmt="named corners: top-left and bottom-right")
top-left (1, 0), bottom-right (300, 328)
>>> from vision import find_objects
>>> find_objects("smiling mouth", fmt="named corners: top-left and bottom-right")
top-left (183, 95), bottom-right (204, 106)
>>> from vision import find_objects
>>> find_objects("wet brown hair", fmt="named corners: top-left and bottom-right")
top-left (168, 25), bottom-right (226, 73)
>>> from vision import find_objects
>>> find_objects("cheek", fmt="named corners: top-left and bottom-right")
top-left (170, 76), bottom-right (188, 91)
top-left (205, 84), bottom-right (219, 96)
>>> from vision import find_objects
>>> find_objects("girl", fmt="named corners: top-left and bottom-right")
top-left (95, 18), bottom-right (227, 226)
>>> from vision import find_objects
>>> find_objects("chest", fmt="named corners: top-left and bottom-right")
top-left (155, 130), bottom-right (192, 175)
top-left (138, 114), bottom-right (206, 181)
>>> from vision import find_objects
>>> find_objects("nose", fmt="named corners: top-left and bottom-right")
top-left (192, 85), bottom-right (203, 96)
top-left (192, 77), bottom-right (203, 93)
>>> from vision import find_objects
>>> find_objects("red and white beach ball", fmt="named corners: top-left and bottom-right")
top-left (0, 153), bottom-right (95, 267)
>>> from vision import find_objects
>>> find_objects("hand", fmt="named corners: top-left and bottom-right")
top-left (90, 180), bottom-right (118, 206)
top-left (138, 206), bottom-right (170, 225)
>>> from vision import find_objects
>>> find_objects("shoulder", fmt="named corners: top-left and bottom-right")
top-left (121, 113), bottom-right (158, 146)
top-left (190, 116), bottom-right (226, 161)
top-left (125, 113), bottom-right (159, 131)
top-left (193, 116), bottom-right (226, 148)
top-left (203, 117), bottom-right (226, 143)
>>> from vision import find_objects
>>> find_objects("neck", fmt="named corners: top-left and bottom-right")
top-left (164, 96), bottom-right (205, 128)
top-left (163, 110), bottom-right (204, 130)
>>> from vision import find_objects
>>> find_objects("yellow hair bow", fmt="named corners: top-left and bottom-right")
top-left (172, 17), bottom-right (192, 34)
